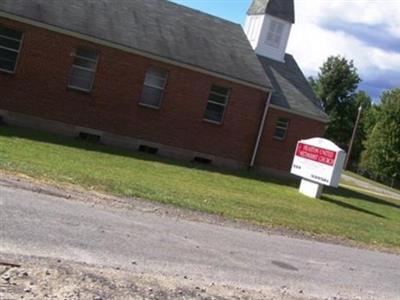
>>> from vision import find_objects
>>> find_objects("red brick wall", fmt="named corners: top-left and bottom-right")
top-left (0, 17), bottom-right (268, 164)
top-left (256, 108), bottom-right (326, 171)
top-left (0, 17), bottom-right (326, 171)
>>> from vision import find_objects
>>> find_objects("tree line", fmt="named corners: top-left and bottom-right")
top-left (309, 55), bottom-right (400, 184)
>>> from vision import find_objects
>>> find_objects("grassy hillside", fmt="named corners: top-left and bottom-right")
top-left (0, 125), bottom-right (399, 250)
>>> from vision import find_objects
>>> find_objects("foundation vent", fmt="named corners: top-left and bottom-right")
top-left (138, 145), bottom-right (159, 154)
top-left (78, 132), bottom-right (101, 143)
top-left (193, 157), bottom-right (212, 164)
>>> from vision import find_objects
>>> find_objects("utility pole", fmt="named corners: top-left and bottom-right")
top-left (344, 105), bottom-right (363, 170)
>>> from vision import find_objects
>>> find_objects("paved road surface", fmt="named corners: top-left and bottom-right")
top-left (1, 184), bottom-right (399, 299)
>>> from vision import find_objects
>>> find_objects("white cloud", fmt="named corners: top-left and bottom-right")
top-left (287, 0), bottom-right (400, 84)
top-left (294, 0), bottom-right (400, 37)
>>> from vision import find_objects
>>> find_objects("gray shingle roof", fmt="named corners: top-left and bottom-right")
top-left (248, 0), bottom-right (295, 24)
top-left (0, 0), bottom-right (271, 90)
top-left (258, 54), bottom-right (328, 121)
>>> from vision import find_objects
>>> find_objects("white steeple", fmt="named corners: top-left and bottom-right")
top-left (244, 0), bottom-right (295, 62)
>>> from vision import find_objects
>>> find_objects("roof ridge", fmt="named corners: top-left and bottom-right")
top-left (0, 0), bottom-right (271, 89)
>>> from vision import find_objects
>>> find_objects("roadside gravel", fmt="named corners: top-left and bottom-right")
top-left (0, 255), bottom-right (297, 300)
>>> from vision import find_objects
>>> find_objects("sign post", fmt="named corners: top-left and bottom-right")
top-left (291, 138), bottom-right (346, 198)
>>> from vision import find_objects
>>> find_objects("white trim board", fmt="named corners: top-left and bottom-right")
top-left (269, 104), bottom-right (329, 124)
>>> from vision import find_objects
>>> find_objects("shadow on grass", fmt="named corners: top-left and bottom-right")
top-left (0, 125), bottom-right (299, 188)
top-left (320, 195), bottom-right (386, 219)
top-left (326, 186), bottom-right (399, 210)
top-left (319, 186), bottom-right (400, 219)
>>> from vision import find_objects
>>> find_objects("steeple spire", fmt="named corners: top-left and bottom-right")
top-left (244, 0), bottom-right (295, 62)
top-left (248, 0), bottom-right (295, 24)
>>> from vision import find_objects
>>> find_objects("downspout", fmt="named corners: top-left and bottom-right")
top-left (249, 91), bottom-right (273, 168)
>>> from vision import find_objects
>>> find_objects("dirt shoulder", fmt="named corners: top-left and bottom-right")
top-left (0, 253), bottom-right (300, 300)
top-left (0, 170), bottom-right (398, 255)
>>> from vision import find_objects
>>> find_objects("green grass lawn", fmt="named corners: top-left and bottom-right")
top-left (0, 125), bottom-right (399, 250)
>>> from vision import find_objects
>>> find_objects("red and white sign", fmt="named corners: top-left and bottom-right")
top-left (291, 138), bottom-right (346, 187)
top-left (295, 143), bottom-right (337, 166)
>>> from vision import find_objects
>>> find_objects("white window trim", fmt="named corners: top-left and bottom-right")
top-left (139, 68), bottom-right (169, 109)
top-left (209, 90), bottom-right (229, 98)
top-left (203, 86), bottom-right (231, 124)
top-left (68, 48), bottom-right (99, 92)
top-left (0, 44), bottom-right (19, 52)
top-left (207, 100), bottom-right (226, 106)
top-left (71, 65), bottom-right (96, 73)
top-left (74, 53), bottom-right (98, 63)
top-left (144, 74), bottom-right (167, 89)
top-left (67, 84), bottom-right (95, 93)
top-left (142, 83), bottom-right (165, 90)
top-left (0, 33), bottom-right (21, 42)
top-left (0, 29), bottom-right (23, 74)
top-left (203, 118), bottom-right (225, 126)
top-left (138, 102), bottom-right (162, 110)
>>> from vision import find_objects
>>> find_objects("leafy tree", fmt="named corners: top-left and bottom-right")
top-left (308, 76), bottom-right (318, 93)
top-left (362, 103), bottom-right (379, 134)
top-left (310, 56), bottom-right (361, 150)
top-left (360, 88), bottom-right (400, 180)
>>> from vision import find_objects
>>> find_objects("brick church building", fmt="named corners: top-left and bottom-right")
top-left (0, 0), bottom-right (328, 174)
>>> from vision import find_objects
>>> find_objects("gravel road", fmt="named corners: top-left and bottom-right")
top-left (0, 179), bottom-right (399, 299)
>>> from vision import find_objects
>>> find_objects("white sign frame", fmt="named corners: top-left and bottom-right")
top-left (291, 138), bottom-right (346, 188)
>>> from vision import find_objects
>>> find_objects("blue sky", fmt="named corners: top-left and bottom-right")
top-left (171, 0), bottom-right (400, 101)
top-left (171, 0), bottom-right (249, 23)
